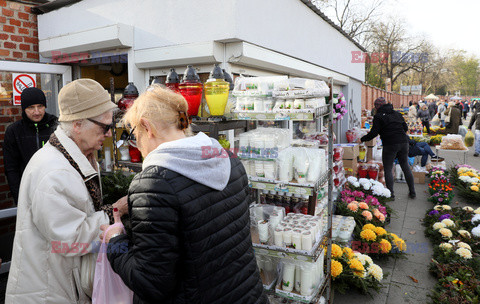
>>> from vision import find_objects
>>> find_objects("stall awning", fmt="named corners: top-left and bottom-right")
top-left (135, 41), bottom-right (349, 85)
top-left (225, 42), bottom-right (349, 85)
top-left (39, 23), bottom-right (133, 58)
top-left (134, 41), bottom-right (224, 69)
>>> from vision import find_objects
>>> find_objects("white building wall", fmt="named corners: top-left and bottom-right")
top-left (38, 0), bottom-right (364, 82)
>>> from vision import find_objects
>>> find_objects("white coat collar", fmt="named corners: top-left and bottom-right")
top-left (54, 128), bottom-right (97, 179)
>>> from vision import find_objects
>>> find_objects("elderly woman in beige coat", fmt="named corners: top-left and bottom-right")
top-left (6, 79), bottom-right (128, 304)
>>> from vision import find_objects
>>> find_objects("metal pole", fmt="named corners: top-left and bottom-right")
top-left (326, 77), bottom-right (334, 303)
top-left (110, 77), bottom-right (118, 169)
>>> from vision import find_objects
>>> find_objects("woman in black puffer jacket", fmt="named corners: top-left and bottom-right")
top-left (103, 85), bottom-right (268, 304)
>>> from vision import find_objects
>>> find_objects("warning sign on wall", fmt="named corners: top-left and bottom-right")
top-left (12, 73), bottom-right (36, 106)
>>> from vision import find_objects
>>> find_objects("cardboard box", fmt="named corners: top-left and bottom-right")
top-left (335, 144), bottom-right (359, 160)
top-left (365, 137), bottom-right (377, 147)
top-left (367, 147), bottom-right (374, 161)
top-left (343, 159), bottom-right (358, 172)
top-left (344, 167), bottom-right (357, 177)
top-left (413, 171), bottom-right (426, 184)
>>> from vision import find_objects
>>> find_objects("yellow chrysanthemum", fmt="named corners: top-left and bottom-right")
top-left (331, 244), bottom-right (343, 259)
top-left (354, 270), bottom-right (364, 277)
top-left (471, 186), bottom-right (479, 192)
top-left (331, 260), bottom-right (343, 279)
top-left (379, 239), bottom-right (392, 253)
top-left (348, 258), bottom-right (365, 273)
top-left (394, 239), bottom-right (407, 251)
top-left (343, 247), bottom-right (354, 260)
top-left (362, 224), bottom-right (376, 231)
top-left (360, 229), bottom-right (377, 241)
top-left (374, 227), bottom-right (387, 236)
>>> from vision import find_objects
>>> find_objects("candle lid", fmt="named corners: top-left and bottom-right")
top-left (166, 68), bottom-right (180, 84)
top-left (182, 65), bottom-right (201, 83)
top-left (151, 76), bottom-right (162, 85)
top-left (222, 69), bottom-right (234, 90)
top-left (124, 82), bottom-right (139, 96)
top-left (209, 64), bottom-right (225, 80)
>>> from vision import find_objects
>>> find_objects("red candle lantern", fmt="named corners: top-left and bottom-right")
top-left (358, 164), bottom-right (368, 178)
top-left (117, 82), bottom-right (138, 111)
top-left (179, 65), bottom-right (203, 117)
top-left (165, 68), bottom-right (180, 93)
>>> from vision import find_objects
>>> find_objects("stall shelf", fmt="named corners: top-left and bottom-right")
top-left (236, 78), bottom-right (335, 303)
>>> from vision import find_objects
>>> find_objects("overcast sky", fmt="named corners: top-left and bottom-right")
top-left (386, 0), bottom-right (480, 57)
top-left (321, 0), bottom-right (480, 57)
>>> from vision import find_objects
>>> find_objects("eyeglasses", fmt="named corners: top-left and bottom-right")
top-left (87, 118), bottom-right (114, 134)
top-left (126, 126), bottom-right (136, 141)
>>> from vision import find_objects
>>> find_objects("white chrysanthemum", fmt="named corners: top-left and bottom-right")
top-left (371, 180), bottom-right (382, 187)
top-left (459, 176), bottom-right (470, 182)
top-left (468, 177), bottom-right (480, 184)
top-left (455, 248), bottom-right (472, 259)
top-left (353, 252), bottom-right (367, 265)
top-left (439, 243), bottom-right (453, 250)
top-left (367, 264), bottom-right (383, 282)
top-left (472, 226), bottom-right (480, 237)
top-left (363, 255), bottom-right (373, 266)
top-left (442, 205), bottom-right (452, 211)
top-left (382, 188), bottom-right (391, 198)
top-left (475, 208), bottom-right (480, 215)
top-left (457, 242), bottom-right (472, 250)
top-left (463, 206), bottom-right (474, 212)
top-left (433, 222), bottom-right (446, 230)
top-left (358, 178), bottom-right (369, 185)
top-left (441, 219), bottom-right (455, 227)
top-left (471, 214), bottom-right (480, 224)
top-left (363, 183), bottom-right (372, 191)
top-left (353, 182), bottom-right (360, 188)
top-left (434, 205), bottom-right (442, 211)
top-left (347, 176), bottom-right (358, 184)
top-left (439, 228), bottom-right (453, 238)
top-left (458, 230), bottom-right (471, 238)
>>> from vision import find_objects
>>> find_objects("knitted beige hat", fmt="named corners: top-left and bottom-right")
top-left (58, 78), bottom-right (117, 122)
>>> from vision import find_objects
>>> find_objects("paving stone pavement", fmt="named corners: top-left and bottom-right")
top-left (334, 133), bottom-right (480, 303)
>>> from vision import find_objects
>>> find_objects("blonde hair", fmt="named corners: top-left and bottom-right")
top-left (122, 85), bottom-right (191, 137)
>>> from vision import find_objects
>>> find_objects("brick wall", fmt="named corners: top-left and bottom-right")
top-left (362, 84), bottom-right (480, 111)
top-left (0, 0), bottom-right (39, 62)
top-left (362, 84), bottom-right (424, 110)
top-left (0, 0), bottom-right (39, 212)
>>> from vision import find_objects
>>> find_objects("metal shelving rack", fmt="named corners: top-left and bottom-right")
top-left (233, 77), bottom-right (335, 304)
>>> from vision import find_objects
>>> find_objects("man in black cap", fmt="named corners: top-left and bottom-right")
top-left (3, 87), bottom-right (57, 203)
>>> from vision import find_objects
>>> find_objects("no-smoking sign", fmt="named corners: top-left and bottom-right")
top-left (12, 73), bottom-right (36, 106)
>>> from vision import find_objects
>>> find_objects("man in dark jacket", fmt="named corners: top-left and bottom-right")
top-left (462, 101), bottom-right (469, 120)
top-left (3, 87), bottom-right (57, 203)
top-left (468, 108), bottom-right (480, 157)
top-left (428, 100), bottom-right (437, 119)
top-left (361, 97), bottom-right (416, 199)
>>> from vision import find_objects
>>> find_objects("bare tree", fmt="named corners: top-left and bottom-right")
top-left (367, 19), bottom-right (429, 88)
top-left (311, 0), bottom-right (384, 47)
